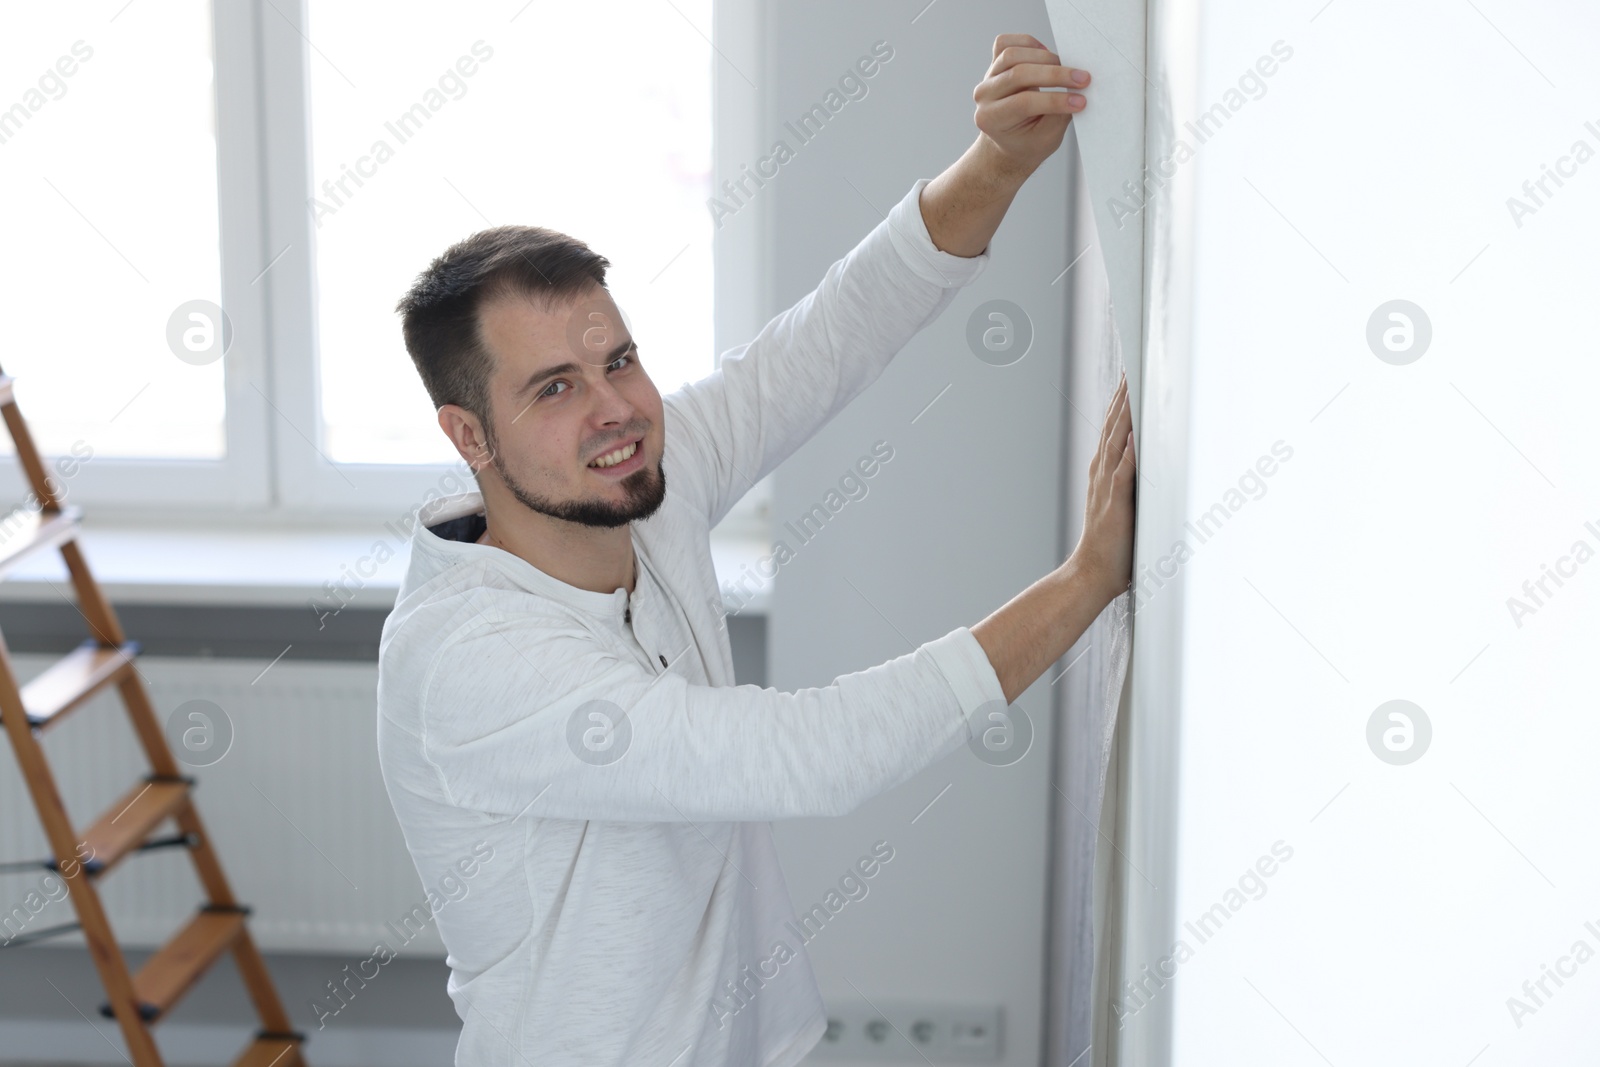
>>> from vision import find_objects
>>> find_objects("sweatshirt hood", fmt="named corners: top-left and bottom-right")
top-left (402, 490), bottom-right (630, 622)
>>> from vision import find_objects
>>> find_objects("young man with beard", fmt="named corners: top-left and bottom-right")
top-left (376, 33), bottom-right (1134, 1067)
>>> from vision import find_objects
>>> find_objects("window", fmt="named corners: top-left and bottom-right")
top-left (1, 0), bottom-right (738, 526)
top-left (0, 1), bottom-right (224, 462)
top-left (301, 1), bottom-right (713, 466)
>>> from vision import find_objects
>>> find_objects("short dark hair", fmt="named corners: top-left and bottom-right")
top-left (395, 225), bottom-right (611, 429)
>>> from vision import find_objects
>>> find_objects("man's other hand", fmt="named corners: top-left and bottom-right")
top-left (1073, 371), bottom-right (1136, 602)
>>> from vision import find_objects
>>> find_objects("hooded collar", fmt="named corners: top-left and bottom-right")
top-left (409, 491), bottom-right (631, 622)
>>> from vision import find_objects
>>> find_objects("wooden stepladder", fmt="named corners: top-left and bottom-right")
top-left (0, 367), bottom-right (307, 1066)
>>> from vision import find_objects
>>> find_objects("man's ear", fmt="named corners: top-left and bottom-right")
top-left (438, 404), bottom-right (495, 471)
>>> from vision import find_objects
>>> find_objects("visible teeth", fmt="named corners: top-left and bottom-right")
top-left (589, 441), bottom-right (638, 468)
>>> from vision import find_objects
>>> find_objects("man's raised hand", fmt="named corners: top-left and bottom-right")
top-left (972, 34), bottom-right (1090, 179)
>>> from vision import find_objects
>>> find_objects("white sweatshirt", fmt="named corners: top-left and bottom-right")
top-left (376, 177), bottom-right (1007, 1067)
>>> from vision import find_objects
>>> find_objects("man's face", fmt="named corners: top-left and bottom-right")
top-left (470, 283), bottom-right (666, 529)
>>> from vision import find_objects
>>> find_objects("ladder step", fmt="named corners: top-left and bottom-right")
top-left (0, 503), bottom-right (81, 580)
top-left (18, 639), bottom-right (140, 729)
top-left (98, 906), bottom-right (247, 1023)
top-left (78, 778), bottom-right (192, 877)
top-left (1, 368), bottom-right (303, 1057)
top-left (232, 1032), bottom-right (306, 1067)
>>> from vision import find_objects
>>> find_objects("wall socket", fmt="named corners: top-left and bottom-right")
top-left (807, 1000), bottom-right (1002, 1060)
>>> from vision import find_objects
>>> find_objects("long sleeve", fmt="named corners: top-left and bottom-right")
top-left (664, 177), bottom-right (992, 529)
top-left (417, 612), bottom-right (1006, 823)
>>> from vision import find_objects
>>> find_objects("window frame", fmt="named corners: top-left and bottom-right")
top-left (0, 0), bottom-right (273, 518)
top-left (6, 0), bottom-right (768, 539)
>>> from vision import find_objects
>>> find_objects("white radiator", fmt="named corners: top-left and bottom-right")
top-left (0, 653), bottom-right (442, 957)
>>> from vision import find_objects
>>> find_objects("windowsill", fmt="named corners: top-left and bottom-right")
top-left (0, 516), bottom-right (774, 616)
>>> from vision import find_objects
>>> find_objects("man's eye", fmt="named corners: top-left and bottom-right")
top-left (540, 349), bottom-right (635, 399)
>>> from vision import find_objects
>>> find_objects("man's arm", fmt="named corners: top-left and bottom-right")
top-left (661, 33), bottom-right (1092, 530)
top-left (417, 614), bottom-right (1006, 823)
top-left (919, 33), bottom-right (1091, 258)
top-left (414, 384), bottom-right (1134, 826)
top-left (975, 374), bottom-right (1136, 703)
top-left (662, 177), bottom-right (989, 531)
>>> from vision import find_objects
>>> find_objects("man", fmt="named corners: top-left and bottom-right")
top-left (376, 33), bottom-right (1134, 1067)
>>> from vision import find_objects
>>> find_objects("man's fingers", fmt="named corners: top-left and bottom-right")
top-left (1100, 383), bottom-right (1132, 480)
top-left (980, 88), bottom-right (1085, 125)
top-left (986, 45), bottom-right (1059, 78)
top-left (1092, 382), bottom-right (1129, 489)
top-left (993, 33), bottom-right (1047, 61)
top-left (975, 61), bottom-right (1089, 104)
top-left (1115, 430), bottom-right (1137, 486)
top-left (986, 45), bottom-right (1091, 87)
top-left (1095, 379), bottom-right (1123, 460)
top-left (1095, 376), bottom-right (1127, 453)
top-left (1110, 384), bottom-right (1132, 449)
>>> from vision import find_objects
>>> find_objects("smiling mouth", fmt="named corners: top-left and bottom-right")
top-left (587, 438), bottom-right (642, 469)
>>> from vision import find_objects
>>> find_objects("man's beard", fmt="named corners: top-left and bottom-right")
top-left (482, 419), bottom-right (666, 530)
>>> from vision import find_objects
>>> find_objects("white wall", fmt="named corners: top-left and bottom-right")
top-left (1164, 1), bottom-right (1600, 1063)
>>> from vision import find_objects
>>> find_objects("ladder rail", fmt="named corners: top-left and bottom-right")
top-left (0, 373), bottom-right (62, 512)
top-left (0, 641), bottom-right (165, 1065)
top-left (0, 366), bottom-right (307, 1066)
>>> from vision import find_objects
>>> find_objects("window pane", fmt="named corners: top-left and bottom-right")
top-left (0, 0), bottom-right (225, 461)
top-left (305, 1), bottom-right (714, 465)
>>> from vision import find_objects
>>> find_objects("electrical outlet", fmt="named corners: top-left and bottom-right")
top-left (816, 1014), bottom-right (851, 1053)
top-left (806, 1000), bottom-right (1002, 1060)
